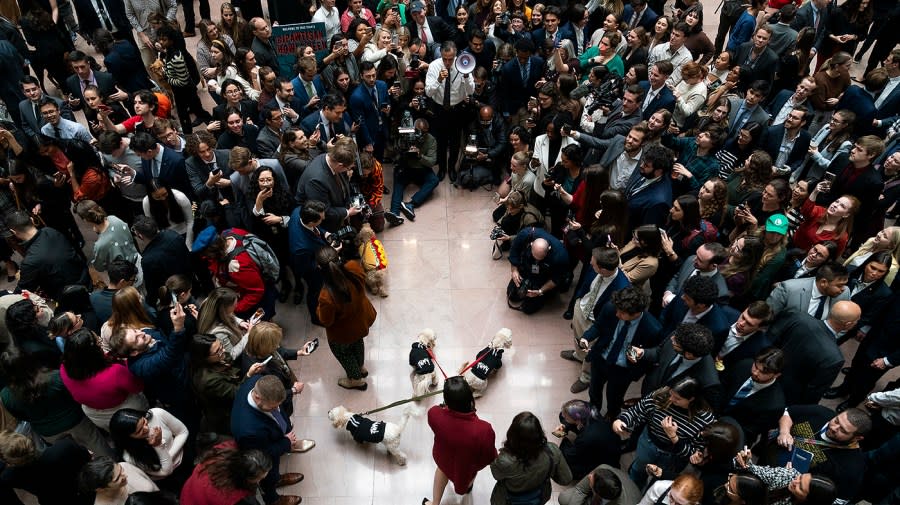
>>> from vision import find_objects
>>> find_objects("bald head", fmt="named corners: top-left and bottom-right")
top-left (531, 238), bottom-right (550, 261)
top-left (828, 300), bottom-right (861, 331)
top-left (479, 106), bottom-right (494, 122)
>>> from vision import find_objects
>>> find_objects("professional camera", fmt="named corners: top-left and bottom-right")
top-left (398, 126), bottom-right (423, 152)
top-left (405, 54), bottom-right (421, 79)
top-left (586, 70), bottom-right (625, 115)
top-left (328, 225), bottom-right (357, 249)
top-left (350, 193), bottom-right (373, 221)
top-left (490, 225), bottom-right (506, 240)
top-left (497, 10), bottom-right (511, 29)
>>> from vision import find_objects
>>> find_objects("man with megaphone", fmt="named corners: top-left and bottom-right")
top-left (425, 40), bottom-right (475, 182)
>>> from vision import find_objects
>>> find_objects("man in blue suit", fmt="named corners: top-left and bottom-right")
top-left (562, 247), bottom-right (632, 393)
top-left (129, 131), bottom-right (192, 199)
top-left (835, 70), bottom-right (880, 135)
top-left (529, 6), bottom-right (576, 54)
top-left (639, 61), bottom-right (676, 120)
top-left (290, 56), bottom-right (327, 116)
top-left (267, 77), bottom-right (306, 129)
top-left (288, 200), bottom-right (330, 323)
top-left (661, 275), bottom-right (732, 345)
top-left (874, 48), bottom-right (900, 121)
top-left (232, 375), bottom-right (315, 505)
top-left (299, 93), bottom-right (363, 150)
top-left (761, 107), bottom-right (812, 177)
top-left (499, 38), bottom-right (544, 121)
top-left (625, 144), bottom-right (674, 233)
top-left (584, 287), bottom-right (663, 418)
top-left (714, 301), bottom-right (774, 370)
top-left (349, 61), bottom-right (390, 161)
top-left (622, 0), bottom-right (658, 32)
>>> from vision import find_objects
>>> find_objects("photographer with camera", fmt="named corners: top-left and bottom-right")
top-left (458, 105), bottom-right (509, 188)
top-left (507, 226), bottom-right (569, 314)
top-left (386, 117), bottom-right (438, 226)
top-left (295, 137), bottom-right (362, 232)
top-left (491, 191), bottom-right (543, 255)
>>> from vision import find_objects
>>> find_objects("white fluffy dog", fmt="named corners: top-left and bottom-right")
top-left (409, 328), bottom-right (440, 396)
top-left (327, 405), bottom-right (418, 465)
top-left (459, 328), bottom-right (513, 397)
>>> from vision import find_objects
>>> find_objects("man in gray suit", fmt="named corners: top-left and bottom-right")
top-left (18, 76), bottom-right (74, 142)
top-left (766, 4), bottom-right (799, 57)
top-left (569, 122), bottom-right (650, 191)
top-left (766, 262), bottom-right (850, 319)
top-left (790, 0), bottom-right (831, 57)
top-left (662, 242), bottom-right (730, 308)
top-left (726, 81), bottom-right (771, 138)
top-left (558, 464), bottom-right (641, 505)
top-left (295, 139), bottom-right (362, 232)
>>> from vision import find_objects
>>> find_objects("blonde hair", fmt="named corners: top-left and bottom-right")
top-left (0, 431), bottom-right (35, 466)
top-left (106, 286), bottom-right (154, 332)
top-left (246, 322), bottom-right (283, 358)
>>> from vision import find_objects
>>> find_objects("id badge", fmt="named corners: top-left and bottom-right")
top-left (530, 264), bottom-right (540, 274)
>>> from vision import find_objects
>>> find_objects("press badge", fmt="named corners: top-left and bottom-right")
top-left (531, 264), bottom-right (540, 274)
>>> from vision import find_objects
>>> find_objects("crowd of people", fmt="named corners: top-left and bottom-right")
top-left (0, 0), bottom-right (897, 503)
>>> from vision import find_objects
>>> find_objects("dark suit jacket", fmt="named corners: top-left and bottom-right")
top-left (767, 90), bottom-right (815, 125)
top-left (856, 293), bottom-right (900, 365)
top-left (875, 84), bottom-right (900, 120)
top-left (584, 303), bottom-right (663, 380)
top-left (72, 0), bottom-right (131, 36)
top-left (638, 81), bottom-right (675, 120)
top-left (65, 71), bottom-right (117, 111)
top-left (714, 306), bottom-right (773, 367)
top-left (791, 2), bottom-right (831, 51)
top-left (287, 206), bottom-right (329, 281)
top-left (299, 109), bottom-right (358, 148)
top-left (733, 43), bottom-right (778, 91)
top-left (727, 96), bottom-right (770, 132)
top-left (231, 375), bottom-right (292, 465)
top-left (593, 105), bottom-right (641, 140)
top-left (135, 145), bottom-right (192, 198)
top-left (641, 336), bottom-right (724, 410)
top-left (664, 258), bottom-right (730, 303)
top-left (821, 160), bottom-right (884, 223)
top-left (625, 174), bottom-right (672, 234)
top-left (295, 153), bottom-right (352, 231)
top-left (405, 16), bottom-right (457, 45)
top-left (836, 85), bottom-right (877, 135)
top-left (530, 25), bottom-right (577, 51)
top-left (660, 302), bottom-right (731, 346)
top-left (720, 358), bottom-right (786, 443)
top-left (18, 96), bottom-right (74, 139)
top-left (256, 127), bottom-right (282, 159)
top-left (847, 277), bottom-right (892, 339)
top-left (251, 36), bottom-right (280, 75)
top-left (140, 229), bottom-right (191, 307)
top-left (185, 149), bottom-right (233, 202)
top-left (573, 269), bottom-right (631, 322)
top-left (623, 47), bottom-right (649, 71)
top-left (769, 312), bottom-right (843, 405)
top-left (349, 81), bottom-right (388, 149)
top-left (622, 4), bottom-right (658, 32)
top-left (498, 55), bottom-right (545, 115)
top-left (290, 75), bottom-right (327, 114)
top-left (761, 124), bottom-right (811, 174)
top-left (103, 40), bottom-right (153, 94)
top-left (213, 99), bottom-right (259, 126)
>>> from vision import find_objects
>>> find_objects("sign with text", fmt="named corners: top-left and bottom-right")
top-left (271, 22), bottom-right (328, 77)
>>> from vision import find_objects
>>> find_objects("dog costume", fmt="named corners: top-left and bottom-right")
top-left (470, 347), bottom-right (504, 380)
top-left (409, 342), bottom-right (435, 374)
top-left (346, 414), bottom-right (386, 443)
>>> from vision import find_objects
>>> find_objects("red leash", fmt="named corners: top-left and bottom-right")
top-left (426, 348), bottom-right (449, 379)
top-left (459, 350), bottom-right (492, 375)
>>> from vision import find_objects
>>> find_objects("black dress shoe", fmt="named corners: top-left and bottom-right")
top-left (823, 386), bottom-right (849, 399)
top-left (836, 400), bottom-right (850, 413)
top-left (562, 310), bottom-right (573, 320)
top-left (841, 367), bottom-right (851, 375)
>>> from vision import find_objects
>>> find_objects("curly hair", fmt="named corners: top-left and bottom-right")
top-left (673, 322), bottom-right (714, 357)
top-left (248, 165), bottom-right (296, 216)
top-left (682, 275), bottom-right (719, 307)
top-left (185, 131), bottom-right (217, 158)
top-left (611, 286), bottom-right (650, 314)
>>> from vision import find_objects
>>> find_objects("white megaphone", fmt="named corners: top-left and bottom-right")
top-left (455, 53), bottom-right (476, 74)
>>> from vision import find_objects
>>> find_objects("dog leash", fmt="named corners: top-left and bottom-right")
top-left (426, 348), bottom-right (449, 379)
top-left (459, 350), bottom-right (491, 375)
top-left (360, 389), bottom-right (444, 416)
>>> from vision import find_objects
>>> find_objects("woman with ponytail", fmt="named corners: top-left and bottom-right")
top-left (315, 246), bottom-right (377, 391)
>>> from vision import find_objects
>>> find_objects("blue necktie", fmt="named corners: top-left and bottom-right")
top-left (272, 407), bottom-right (288, 433)
top-left (729, 379), bottom-right (754, 407)
top-left (606, 320), bottom-right (632, 365)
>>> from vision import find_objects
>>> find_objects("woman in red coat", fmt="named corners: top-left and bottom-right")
top-left (315, 246), bottom-right (377, 391)
top-left (180, 440), bottom-right (272, 505)
top-left (424, 376), bottom-right (497, 505)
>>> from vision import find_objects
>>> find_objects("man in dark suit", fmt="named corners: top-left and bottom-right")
top-left (721, 349), bottom-right (786, 444)
top-left (570, 123), bottom-right (649, 190)
top-left (295, 141), bottom-right (360, 232)
top-left (622, 0), bottom-right (658, 32)
top-left (131, 216), bottom-right (191, 308)
top-left (288, 200), bottom-right (330, 323)
top-left (232, 375), bottom-right (314, 505)
top-left (592, 85), bottom-right (644, 139)
top-left (768, 301), bottom-right (860, 405)
top-left (406, 1), bottom-right (456, 55)
top-left (836, 73), bottom-right (880, 135)
top-left (761, 107), bottom-right (812, 177)
top-left (639, 61), bottom-right (675, 120)
top-left (732, 27), bottom-right (778, 93)
top-left (498, 38), bottom-right (544, 122)
top-left (562, 247), bottom-right (632, 392)
top-left (818, 135), bottom-right (886, 233)
top-left (661, 275), bottom-right (731, 345)
top-left (184, 132), bottom-right (234, 204)
top-left (636, 322), bottom-right (723, 410)
top-left (625, 144), bottom-right (674, 233)
top-left (874, 48), bottom-right (900, 120)
top-left (65, 50), bottom-right (127, 112)
top-left (18, 75), bottom-right (74, 142)
top-left (300, 93), bottom-right (358, 149)
top-left (840, 259), bottom-right (893, 344)
top-left (72, 0), bottom-right (132, 41)
top-left (827, 293), bottom-right (900, 411)
top-left (584, 287), bottom-right (662, 418)
top-left (767, 262), bottom-right (850, 320)
top-left (349, 62), bottom-right (390, 161)
top-left (726, 82), bottom-right (771, 138)
top-left (662, 242), bottom-right (730, 307)
top-left (714, 301), bottom-right (774, 369)
top-left (290, 56), bottom-right (327, 116)
top-left (790, 0), bottom-right (831, 56)
top-left (507, 227), bottom-right (569, 315)
top-left (256, 104), bottom-right (284, 159)
top-left (129, 132), bottom-right (192, 199)
top-left (529, 6), bottom-right (576, 52)
top-left (767, 77), bottom-right (817, 127)
top-left (249, 18), bottom-right (280, 75)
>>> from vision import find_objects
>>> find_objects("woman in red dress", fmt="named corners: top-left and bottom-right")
top-left (424, 376), bottom-right (497, 505)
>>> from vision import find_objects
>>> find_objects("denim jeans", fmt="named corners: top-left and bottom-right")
top-left (628, 428), bottom-right (686, 488)
top-left (391, 165), bottom-right (440, 213)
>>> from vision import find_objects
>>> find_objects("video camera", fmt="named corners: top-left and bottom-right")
top-left (586, 67), bottom-right (625, 115)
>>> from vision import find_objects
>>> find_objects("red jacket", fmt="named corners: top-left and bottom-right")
top-left (206, 230), bottom-right (266, 314)
top-left (428, 406), bottom-right (497, 494)
top-left (180, 441), bottom-right (253, 505)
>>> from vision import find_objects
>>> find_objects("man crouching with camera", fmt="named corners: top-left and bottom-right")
top-left (507, 226), bottom-right (569, 314)
top-left (385, 118), bottom-right (438, 226)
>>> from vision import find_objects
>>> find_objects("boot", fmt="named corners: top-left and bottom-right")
top-left (337, 378), bottom-right (368, 390)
